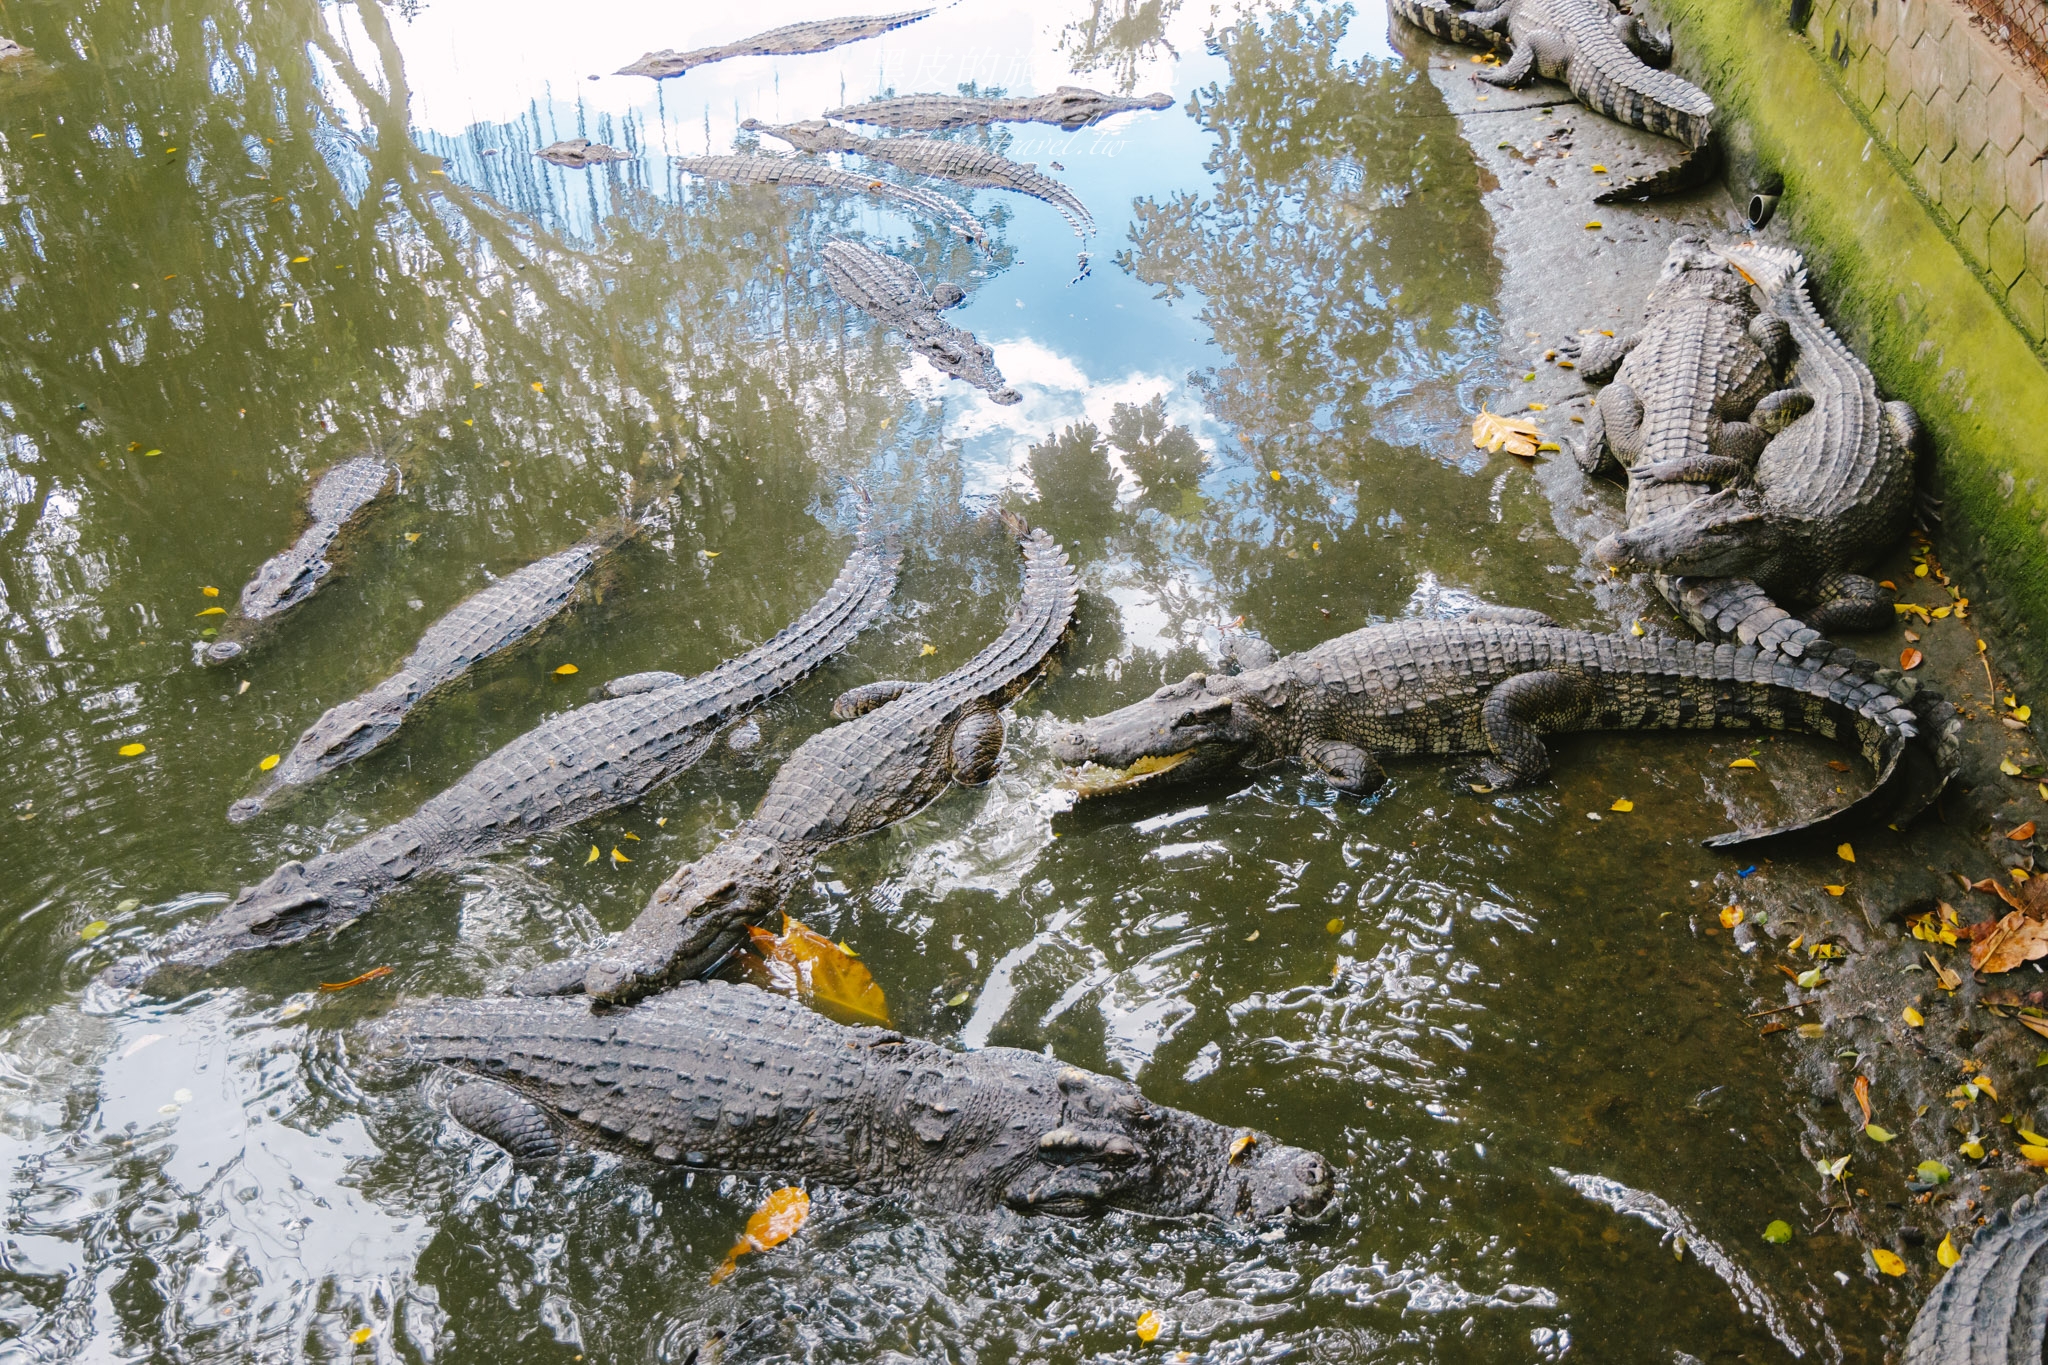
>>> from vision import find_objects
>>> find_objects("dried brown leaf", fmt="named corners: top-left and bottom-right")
top-left (749, 915), bottom-right (892, 1026)
top-left (1471, 408), bottom-right (1545, 458)
top-left (1969, 911), bottom-right (2048, 974)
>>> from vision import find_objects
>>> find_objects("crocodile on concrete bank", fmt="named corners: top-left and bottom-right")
top-left (1595, 241), bottom-right (1922, 638)
top-left (100, 518), bottom-right (902, 993)
top-left (617, 10), bottom-right (934, 80)
top-left (824, 86), bottom-right (1176, 132)
top-left (227, 519), bottom-right (642, 824)
top-left (1903, 1189), bottom-right (2048, 1364)
top-left (536, 139), bottom-right (631, 168)
top-left (1570, 236), bottom-right (1822, 655)
top-left (673, 155), bottom-right (990, 246)
top-left (744, 118), bottom-right (1095, 249)
top-left (202, 454), bottom-right (397, 665)
top-left (821, 240), bottom-right (1021, 405)
top-left (517, 517), bottom-right (1077, 1004)
top-left (1386, 0), bottom-right (1711, 202)
top-left (1051, 608), bottom-right (1953, 847)
top-left (363, 982), bottom-right (1335, 1224)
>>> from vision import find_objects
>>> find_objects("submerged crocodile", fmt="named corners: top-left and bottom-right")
top-left (673, 155), bottom-right (989, 246)
top-left (1905, 1189), bottom-right (2048, 1364)
top-left (617, 10), bottom-right (933, 80)
top-left (1051, 608), bottom-right (1951, 847)
top-left (745, 118), bottom-right (1095, 246)
top-left (203, 454), bottom-right (396, 665)
top-left (101, 522), bottom-right (901, 992)
top-left (518, 518), bottom-right (1077, 1004)
top-left (1596, 242), bottom-right (1921, 637)
top-left (363, 982), bottom-right (1334, 1223)
top-left (536, 139), bottom-right (631, 168)
top-left (825, 86), bottom-right (1176, 132)
top-left (1573, 236), bottom-right (1820, 655)
top-left (821, 240), bottom-right (1020, 404)
top-left (228, 520), bottom-right (641, 824)
top-left (1388, 0), bottom-right (1711, 202)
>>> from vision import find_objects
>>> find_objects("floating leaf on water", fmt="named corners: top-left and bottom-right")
top-left (350, 1327), bottom-right (373, 1345)
top-left (1900, 648), bottom-right (1924, 670)
top-left (259, 753), bottom-right (280, 771)
top-left (585, 845), bottom-right (600, 864)
top-left (405, 532), bottom-right (422, 543)
top-left (1762, 1219), bottom-right (1793, 1244)
top-left (1135, 1310), bottom-right (1164, 1343)
top-left (118, 743), bottom-right (146, 757)
top-left (553, 663), bottom-right (579, 676)
top-left (611, 847), bottom-right (630, 863)
top-left (920, 644), bottom-right (938, 656)
top-left (750, 915), bottom-right (891, 1026)
top-left (79, 920), bottom-right (110, 940)
top-left (1938, 1233), bottom-right (1960, 1268)
top-left (1719, 905), bottom-right (1743, 929)
top-left (1245, 929), bottom-right (1261, 942)
top-left (1229, 1133), bottom-right (1256, 1164)
top-left (114, 898), bottom-right (139, 913)
top-left (195, 606), bottom-right (225, 616)
top-left (319, 965), bottom-right (391, 991)
top-left (530, 381), bottom-right (544, 392)
top-left (1610, 798), bottom-right (1634, 812)
top-left (623, 831), bottom-right (641, 842)
top-left (945, 990), bottom-right (971, 1007)
top-left (710, 1186), bottom-right (810, 1285)
top-left (1865, 1124), bottom-right (1896, 1143)
top-left (1729, 758), bottom-right (1758, 769)
top-left (1904, 1006), bottom-right (1925, 1026)
top-left (1871, 1247), bottom-right (1907, 1277)
top-left (1472, 407), bottom-right (1545, 457)
top-left (1269, 470), bottom-right (1281, 481)
top-left (201, 585), bottom-right (219, 597)
top-left (1326, 917), bottom-right (1345, 935)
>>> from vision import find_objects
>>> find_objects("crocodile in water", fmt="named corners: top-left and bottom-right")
top-left (363, 982), bottom-right (1334, 1223)
top-left (1051, 607), bottom-right (1952, 847)
top-left (227, 519), bottom-right (641, 824)
top-left (617, 10), bottom-right (934, 80)
top-left (825, 86), bottom-right (1176, 132)
top-left (537, 139), bottom-right (631, 168)
top-left (1904, 1189), bottom-right (2048, 1364)
top-left (202, 454), bottom-right (396, 665)
top-left (673, 155), bottom-right (989, 246)
top-left (821, 240), bottom-right (1020, 404)
top-left (1387, 0), bottom-right (1711, 201)
top-left (520, 518), bottom-right (1077, 1004)
top-left (1595, 241), bottom-right (1921, 638)
top-left (101, 519), bottom-right (901, 992)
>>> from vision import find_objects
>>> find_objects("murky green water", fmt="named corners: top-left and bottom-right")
top-left (0, 1), bottom-right (1910, 1360)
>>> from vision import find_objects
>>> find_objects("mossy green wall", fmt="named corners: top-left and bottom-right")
top-left (1654, 0), bottom-right (2048, 680)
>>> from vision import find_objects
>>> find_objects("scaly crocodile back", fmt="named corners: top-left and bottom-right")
top-left (1906, 1190), bottom-right (2048, 1364)
top-left (1517, 0), bottom-right (1711, 147)
top-left (1386, 0), bottom-right (1511, 50)
top-left (824, 86), bottom-right (1176, 132)
top-left (821, 240), bottom-right (1019, 404)
top-left (617, 10), bottom-right (934, 79)
top-left (674, 155), bottom-right (989, 245)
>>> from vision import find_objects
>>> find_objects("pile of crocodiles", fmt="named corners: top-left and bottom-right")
top-left (88, 8), bottom-right (2011, 1353)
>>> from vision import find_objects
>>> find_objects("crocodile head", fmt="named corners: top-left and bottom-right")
top-left (228, 682), bottom-right (411, 822)
top-left (583, 832), bottom-right (795, 1003)
top-left (1594, 489), bottom-right (1793, 578)
top-left (96, 858), bottom-right (362, 993)
top-left (1647, 234), bottom-right (1752, 307)
top-left (1052, 672), bottom-right (1275, 797)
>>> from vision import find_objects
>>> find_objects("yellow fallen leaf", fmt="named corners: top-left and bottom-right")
top-left (2017, 706), bottom-right (2034, 722)
top-left (1591, 163), bottom-right (1607, 172)
top-left (1825, 885), bottom-right (1847, 896)
top-left (351, 1326), bottom-right (373, 1344)
top-left (1975, 1075), bottom-right (1999, 1100)
top-left (2003, 759), bottom-right (2023, 776)
top-left (196, 606), bottom-right (225, 616)
top-left (143, 449), bottom-right (162, 457)
top-left (2022, 1144), bottom-right (2048, 1165)
top-left (700, 549), bottom-right (720, 558)
top-left (1720, 905), bottom-right (1743, 928)
top-left (623, 831), bottom-right (640, 841)
top-left (1961, 1138), bottom-right (1985, 1159)
top-left (553, 663), bottom-right (579, 675)
top-left (1837, 843), bottom-right (1855, 863)
top-left (1938, 1234), bottom-right (1959, 1267)
top-left (118, 743), bottom-right (146, 757)
top-left (711, 1186), bottom-right (810, 1285)
top-left (585, 845), bottom-right (600, 864)
top-left (1471, 407), bottom-right (1545, 457)
top-left (1326, 917), bottom-right (1345, 934)
top-left (259, 753), bottom-right (280, 771)
top-left (1610, 798), bottom-right (1634, 812)
top-left (291, 255), bottom-right (310, 263)
top-left (530, 381), bottom-right (545, 392)
top-left (1527, 402), bottom-right (1547, 411)
top-left (1865, 1123), bottom-right (1896, 1142)
top-left (1229, 1132), bottom-right (1257, 1163)
top-left (921, 644), bottom-right (938, 656)
top-left (201, 585), bottom-right (219, 597)
top-left (1904, 1007), bottom-right (1925, 1026)
top-left (750, 915), bottom-right (891, 1026)
top-left (1136, 1310), bottom-right (1164, 1343)
top-left (1797, 968), bottom-right (1824, 989)
top-left (611, 847), bottom-right (630, 863)
top-left (1584, 221), bottom-right (1602, 229)
top-left (405, 532), bottom-right (422, 543)
top-left (1915, 563), bottom-right (1929, 577)
top-left (80, 920), bottom-right (110, 940)
top-left (1629, 620), bottom-right (1645, 636)
top-left (1871, 1247), bottom-right (1907, 1277)
top-left (1269, 470), bottom-right (1281, 481)
top-left (1729, 758), bottom-right (1759, 769)
top-left (2022, 1127), bottom-right (2048, 1147)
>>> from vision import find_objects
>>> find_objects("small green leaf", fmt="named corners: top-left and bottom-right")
top-left (79, 920), bottom-right (110, 940)
top-left (1762, 1220), bottom-right (1793, 1244)
top-left (1916, 1160), bottom-right (1951, 1183)
top-left (946, 991), bottom-right (971, 1007)
top-left (1865, 1124), bottom-right (1896, 1143)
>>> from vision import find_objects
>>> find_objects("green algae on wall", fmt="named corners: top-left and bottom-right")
top-left (1652, 0), bottom-right (2048, 682)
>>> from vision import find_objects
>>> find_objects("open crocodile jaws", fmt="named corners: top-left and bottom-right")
top-left (566, 522), bottom-right (1079, 1004)
top-left (1051, 609), bottom-right (1942, 847)
top-left (363, 982), bottom-right (1334, 1224)
top-left (101, 523), bottom-right (901, 993)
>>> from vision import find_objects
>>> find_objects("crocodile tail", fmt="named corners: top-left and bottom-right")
top-left (1710, 240), bottom-right (1805, 297)
top-left (1385, 0), bottom-right (1508, 50)
top-left (1593, 133), bottom-right (1718, 204)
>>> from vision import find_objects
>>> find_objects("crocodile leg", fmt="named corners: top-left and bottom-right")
top-left (1751, 385), bottom-right (1813, 431)
top-left (1302, 737), bottom-right (1385, 794)
top-left (1573, 331), bottom-right (1638, 384)
top-left (1476, 38), bottom-right (1539, 86)
top-left (949, 706), bottom-right (1006, 785)
top-left (1612, 12), bottom-right (1671, 67)
top-left (1804, 573), bottom-right (1894, 633)
top-left (1747, 313), bottom-right (1794, 370)
top-left (1706, 420), bottom-right (1769, 466)
top-left (1631, 455), bottom-right (1748, 487)
top-left (832, 679), bottom-right (924, 720)
top-left (448, 1080), bottom-right (563, 1167)
top-left (1463, 2), bottom-right (1513, 30)
top-left (1472, 670), bottom-right (1596, 789)
top-left (1580, 379), bottom-right (1644, 476)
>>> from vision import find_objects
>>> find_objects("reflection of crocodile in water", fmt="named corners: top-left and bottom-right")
top-left (821, 240), bottom-right (1020, 404)
top-left (673, 155), bottom-right (989, 246)
top-left (1904, 1188), bottom-right (2048, 1363)
top-left (365, 982), bottom-right (1335, 1223)
top-left (1596, 242), bottom-right (1921, 640)
top-left (515, 518), bottom-right (1076, 1004)
top-left (101, 519), bottom-right (901, 993)
top-left (617, 10), bottom-right (933, 80)
top-left (1387, 0), bottom-right (1712, 202)
top-left (1052, 607), bottom-right (1954, 847)
top-left (826, 86), bottom-right (1176, 131)
top-left (227, 519), bottom-right (643, 824)
top-left (203, 453), bottom-right (397, 666)
top-left (536, 139), bottom-right (631, 168)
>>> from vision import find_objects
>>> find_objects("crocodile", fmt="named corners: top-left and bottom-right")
top-left (536, 139), bottom-right (631, 168)
top-left (825, 86), bottom-right (1176, 132)
top-left (1386, 0), bottom-right (1712, 202)
top-left (745, 118), bottom-right (1095, 249)
top-left (100, 520), bottom-right (901, 993)
top-left (362, 982), bottom-right (1335, 1224)
top-left (1594, 241), bottom-right (1921, 639)
top-left (1904, 1189), bottom-right (2048, 1364)
top-left (617, 10), bottom-right (934, 80)
top-left (1050, 608), bottom-right (1951, 848)
top-left (673, 155), bottom-right (989, 246)
top-left (516, 518), bottom-right (1077, 1004)
top-left (1571, 236), bottom-right (1821, 655)
top-left (821, 240), bottom-right (1021, 405)
top-left (0, 36), bottom-right (26, 61)
top-left (227, 520), bottom-right (640, 824)
top-left (202, 454), bottom-right (396, 665)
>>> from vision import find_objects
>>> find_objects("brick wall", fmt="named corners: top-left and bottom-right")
top-left (1801, 0), bottom-right (2048, 344)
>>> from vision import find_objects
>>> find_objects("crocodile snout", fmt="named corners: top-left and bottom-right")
top-left (1050, 727), bottom-right (1096, 764)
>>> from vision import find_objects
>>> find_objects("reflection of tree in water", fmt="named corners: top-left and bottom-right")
top-left (1060, 0), bottom-right (1182, 92)
top-left (1024, 420), bottom-right (1123, 559)
top-left (1116, 2), bottom-right (1496, 476)
top-left (1107, 394), bottom-right (1204, 513)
